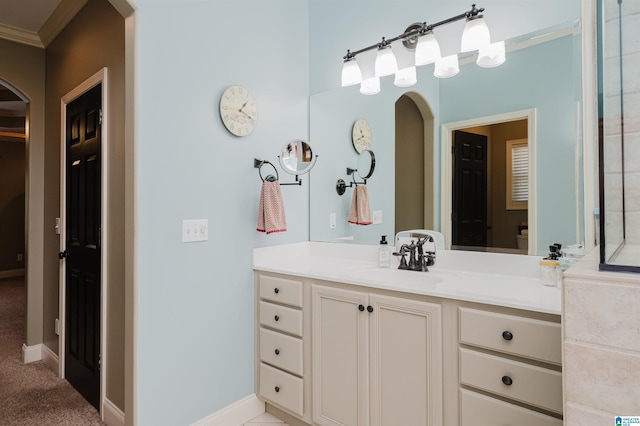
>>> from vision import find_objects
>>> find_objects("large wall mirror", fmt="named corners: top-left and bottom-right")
top-left (310, 19), bottom-right (590, 256)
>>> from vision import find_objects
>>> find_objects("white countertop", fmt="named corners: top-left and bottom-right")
top-left (253, 242), bottom-right (562, 315)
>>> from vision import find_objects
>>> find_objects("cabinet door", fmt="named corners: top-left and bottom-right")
top-left (369, 294), bottom-right (443, 426)
top-left (312, 285), bottom-right (369, 426)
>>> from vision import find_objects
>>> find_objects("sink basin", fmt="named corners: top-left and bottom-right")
top-left (345, 266), bottom-right (448, 286)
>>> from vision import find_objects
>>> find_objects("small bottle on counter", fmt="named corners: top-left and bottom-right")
top-left (378, 235), bottom-right (391, 268)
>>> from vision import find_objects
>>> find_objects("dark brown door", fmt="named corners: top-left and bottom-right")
top-left (452, 130), bottom-right (487, 248)
top-left (64, 84), bottom-right (102, 409)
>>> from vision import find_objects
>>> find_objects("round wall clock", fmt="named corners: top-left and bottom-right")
top-left (219, 85), bottom-right (258, 137)
top-left (352, 118), bottom-right (372, 153)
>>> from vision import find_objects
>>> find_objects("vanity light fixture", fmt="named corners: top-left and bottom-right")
top-left (340, 4), bottom-right (504, 94)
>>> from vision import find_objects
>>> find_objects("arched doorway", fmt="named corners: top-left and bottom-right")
top-left (395, 92), bottom-right (436, 233)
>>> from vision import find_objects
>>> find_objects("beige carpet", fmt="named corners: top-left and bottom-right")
top-left (0, 277), bottom-right (104, 425)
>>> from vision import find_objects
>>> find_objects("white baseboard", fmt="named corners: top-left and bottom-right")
top-left (0, 268), bottom-right (25, 279)
top-left (191, 394), bottom-right (265, 426)
top-left (22, 343), bottom-right (42, 363)
top-left (103, 398), bottom-right (125, 426)
top-left (41, 344), bottom-right (59, 373)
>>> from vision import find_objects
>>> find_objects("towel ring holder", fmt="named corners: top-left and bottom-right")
top-left (254, 159), bottom-right (279, 183)
top-left (336, 150), bottom-right (375, 195)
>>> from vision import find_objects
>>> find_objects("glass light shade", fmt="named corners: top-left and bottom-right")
top-left (476, 40), bottom-right (506, 68)
top-left (434, 54), bottom-right (460, 78)
top-left (341, 58), bottom-right (362, 87)
top-left (415, 32), bottom-right (441, 66)
top-left (360, 77), bottom-right (381, 95)
top-left (394, 66), bottom-right (417, 87)
top-left (374, 45), bottom-right (398, 77)
top-left (461, 16), bottom-right (490, 52)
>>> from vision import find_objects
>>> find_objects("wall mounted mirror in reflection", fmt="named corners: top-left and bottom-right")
top-left (279, 139), bottom-right (317, 176)
top-left (310, 20), bottom-right (593, 256)
top-left (355, 149), bottom-right (375, 180)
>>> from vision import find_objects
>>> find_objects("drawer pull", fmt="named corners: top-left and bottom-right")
top-left (274, 288), bottom-right (280, 294)
top-left (275, 386), bottom-right (280, 393)
top-left (501, 375), bottom-right (513, 386)
top-left (274, 315), bottom-right (280, 322)
top-left (502, 330), bottom-right (513, 341)
top-left (367, 305), bottom-right (374, 313)
top-left (275, 348), bottom-right (280, 355)
top-left (358, 304), bottom-right (365, 312)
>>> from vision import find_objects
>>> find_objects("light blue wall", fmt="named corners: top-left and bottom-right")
top-left (134, 1), bottom-right (309, 424)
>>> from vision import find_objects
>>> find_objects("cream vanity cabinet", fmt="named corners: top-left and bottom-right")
top-left (457, 305), bottom-right (563, 425)
top-left (311, 284), bottom-right (443, 426)
top-left (255, 273), bottom-right (309, 421)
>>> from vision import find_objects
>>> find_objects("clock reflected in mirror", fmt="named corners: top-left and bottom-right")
top-left (352, 118), bottom-right (372, 153)
top-left (220, 85), bottom-right (258, 137)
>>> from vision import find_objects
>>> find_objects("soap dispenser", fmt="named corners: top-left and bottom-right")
top-left (378, 235), bottom-right (391, 268)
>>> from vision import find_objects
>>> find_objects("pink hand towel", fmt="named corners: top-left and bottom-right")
top-left (348, 185), bottom-right (372, 225)
top-left (257, 181), bottom-right (287, 234)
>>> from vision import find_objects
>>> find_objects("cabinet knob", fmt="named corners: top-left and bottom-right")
top-left (274, 288), bottom-right (280, 294)
top-left (367, 305), bottom-right (374, 313)
top-left (274, 386), bottom-right (280, 393)
top-left (274, 315), bottom-right (280, 322)
top-left (358, 304), bottom-right (365, 312)
top-left (502, 331), bottom-right (513, 341)
top-left (501, 375), bottom-right (513, 386)
top-left (275, 348), bottom-right (280, 355)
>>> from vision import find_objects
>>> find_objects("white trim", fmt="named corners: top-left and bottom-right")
top-left (0, 268), bottom-right (25, 278)
top-left (59, 68), bottom-right (109, 419)
top-left (103, 398), bottom-right (125, 426)
top-left (582, 0), bottom-right (597, 250)
top-left (41, 343), bottom-right (59, 373)
top-left (22, 343), bottom-right (42, 363)
top-left (0, 23), bottom-right (42, 48)
top-left (190, 394), bottom-right (265, 426)
top-left (39, 0), bottom-right (88, 48)
top-left (441, 109), bottom-right (537, 254)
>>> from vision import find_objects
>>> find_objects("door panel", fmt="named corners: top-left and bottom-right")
top-left (64, 84), bottom-right (102, 410)
top-left (453, 130), bottom-right (488, 248)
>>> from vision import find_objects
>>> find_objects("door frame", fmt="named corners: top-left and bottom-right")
top-left (441, 109), bottom-right (537, 254)
top-left (58, 68), bottom-right (109, 415)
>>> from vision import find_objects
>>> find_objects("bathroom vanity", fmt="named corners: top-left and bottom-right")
top-left (254, 242), bottom-right (562, 426)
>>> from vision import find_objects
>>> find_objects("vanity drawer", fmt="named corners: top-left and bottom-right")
top-left (459, 307), bottom-right (561, 365)
top-left (259, 275), bottom-right (303, 308)
top-left (460, 389), bottom-right (562, 426)
top-left (259, 327), bottom-right (303, 376)
top-left (259, 301), bottom-right (303, 337)
top-left (259, 363), bottom-right (303, 417)
top-left (459, 348), bottom-right (563, 414)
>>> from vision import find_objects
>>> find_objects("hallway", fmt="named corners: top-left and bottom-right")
top-left (0, 277), bottom-right (104, 425)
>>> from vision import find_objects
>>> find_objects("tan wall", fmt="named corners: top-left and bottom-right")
top-left (0, 38), bottom-right (46, 347)
top-left (45, 0), bottom-right (126, 410)
top-left (490, 121), bottom-right (528, 249)
top-left (0, 141), bottom-right (26, 271)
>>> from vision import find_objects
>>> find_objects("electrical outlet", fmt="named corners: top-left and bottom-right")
top-left (329, 212), bottom-right (336, 229)
top-left (17, 253), bottom-right (23, 262)
top-left (372, 210), bottom-right (383, 224)
top-left (182, 219), bottom-right (208, 243)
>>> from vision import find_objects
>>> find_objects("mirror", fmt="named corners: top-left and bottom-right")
top-left (279, 139), bottom-right (317, 175)
top-left (309, 21), bottom-right (586, 255)
top-left (355, 149), bottom-right (375, 180)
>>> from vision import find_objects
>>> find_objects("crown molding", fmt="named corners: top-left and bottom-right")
top-left (39, 0), bottom-right (88, 48)
top-left (0, 23), bottom-right (43, 48)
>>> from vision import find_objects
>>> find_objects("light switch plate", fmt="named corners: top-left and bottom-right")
top-left (372, 210), bottom-right (383, 224)
top-left (182, 219), bottom-right (208, 243)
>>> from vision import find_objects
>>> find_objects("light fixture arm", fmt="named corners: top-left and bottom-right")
top-left (342, 4), bottom-right (485, 59)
